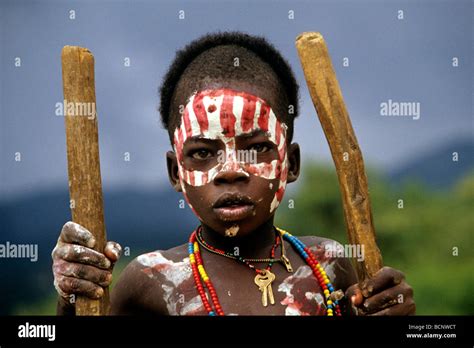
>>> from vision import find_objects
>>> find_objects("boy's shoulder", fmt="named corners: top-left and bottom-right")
top-left (110, 243), bottom-right (190, 315)
top-left (136, 243), bottom-right (190, 266)
top-left (296, 235), bottom-right (345, 253)
top-left (120, 242), bottom-right (190, 287)
top-left (294, 234), bottom-right (358, 291)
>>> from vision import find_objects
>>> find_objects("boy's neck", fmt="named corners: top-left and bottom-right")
top-left (200, 219), bottom-right (277, 259)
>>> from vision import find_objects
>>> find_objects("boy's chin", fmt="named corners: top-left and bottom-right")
top-left (200, 215), bottom-right (275, 238)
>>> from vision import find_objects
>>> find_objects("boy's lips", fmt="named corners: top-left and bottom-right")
top-left (212, 193), bottom-right (255, 222)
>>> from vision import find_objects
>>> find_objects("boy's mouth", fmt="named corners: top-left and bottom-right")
top-left (212, 193), bottom-right (255, 222)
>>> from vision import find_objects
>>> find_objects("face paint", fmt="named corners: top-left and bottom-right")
top-left (173, 88), bottom-right (289, 213)
top-left (225, 225), bottom-right (239, 237)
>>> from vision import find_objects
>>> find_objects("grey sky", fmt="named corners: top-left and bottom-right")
top-left (1, 0), bottom-right (472, 199)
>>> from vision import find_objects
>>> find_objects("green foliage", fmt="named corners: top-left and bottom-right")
top-left (276, 163), bottom-right (474, 315)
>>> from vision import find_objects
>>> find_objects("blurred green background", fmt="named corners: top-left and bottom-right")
top-left (12, 162), bottom-right (473, 315)
top-left (275, 164), bottom-right (474, 315)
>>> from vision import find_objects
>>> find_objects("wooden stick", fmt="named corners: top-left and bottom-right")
top-left (295, 32), bottom-right (383, 281)
top-left (61, 46), bottom-right (109, 315)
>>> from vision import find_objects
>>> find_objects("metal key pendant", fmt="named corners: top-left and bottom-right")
top-left (255, 271), bottom-right (270, 307)
top-left (254, 270), bottom-right (276, 307)
top-left (267, 278), bottom-right (275, 305)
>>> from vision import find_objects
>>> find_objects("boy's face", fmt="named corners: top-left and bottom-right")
top-left (167, 83), bottom-right (300, 238)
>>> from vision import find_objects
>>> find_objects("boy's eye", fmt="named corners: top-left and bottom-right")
top-left (248, 142), bottom-right (271, 153)
top-left (190, 149), bottom-right (213, 160)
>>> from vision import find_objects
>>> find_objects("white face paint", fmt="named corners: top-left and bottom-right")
top-left (173, 88), bottom-right (289, 214)
top-left (225, 225), bottom-right (239, 237)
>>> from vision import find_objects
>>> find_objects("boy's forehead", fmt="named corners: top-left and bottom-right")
top-left (186, 128), bottom-right (270, 142)
top-left (175, 80), bottom-right (284, 118)
top-left (172, 87), bottom-right (288, 148)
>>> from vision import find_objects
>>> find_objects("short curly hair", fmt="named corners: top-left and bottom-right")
top-left (158, 30), bottom-right (300, 143)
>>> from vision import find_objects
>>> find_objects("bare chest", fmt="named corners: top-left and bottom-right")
top-left (136, 248), bottom-right (337, 316)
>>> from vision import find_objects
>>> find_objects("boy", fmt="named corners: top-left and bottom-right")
top-left (52, 31), bottom-right (415, 316)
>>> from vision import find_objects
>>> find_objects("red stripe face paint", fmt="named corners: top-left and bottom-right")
top-left (173, 89), bottom-right (289, 213)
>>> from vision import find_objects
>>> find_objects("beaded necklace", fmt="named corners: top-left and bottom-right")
top-left (197, 226), bottom-right (283, 307)
top-left (188, 226), bottom-right (342, 316)
top-left (196, 226), bottom-right (293, 272)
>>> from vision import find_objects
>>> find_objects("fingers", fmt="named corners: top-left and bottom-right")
top-left (360, 266), bottom-right (405, 298)
top-left (53, 278), bottom-right (69, 299)
top-left (53, 259), bottom-right (112, 287)
top-left (361, 282), bottom-right (413, 314)
top-left (345, 267), bottom-right (412, 316)
top-left (369, 298), bottom-right (416, 316)
top-left (52, 221), bottom-right (120, 300)
top-left (345, 284), bottom-right (363, 307)
top-left (60, 221), bottom-right (96, 248)
top-left (52, 243), bottom-right (111, 269)
top-left (55, 274), bottom-right (105, 299)
top-left (104, 241), bottom-right (122, 263)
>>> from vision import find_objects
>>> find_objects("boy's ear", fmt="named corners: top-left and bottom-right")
top-left (286, 143), bottom-right (301, 184)
top-left (166, 151), bottom-right (182, 192)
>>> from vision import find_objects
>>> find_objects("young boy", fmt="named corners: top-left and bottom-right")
top-left (52, 31), bottom-right (415, 316)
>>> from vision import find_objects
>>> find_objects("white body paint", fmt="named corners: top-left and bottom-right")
top-left (309, 242), bottom-right (339, 283)
top-left (278, 264), bottom-right (329, 316)
top-left (137, 251), bottom-right (206, 315)
top-left (137, 252), bottom-right (191, 287)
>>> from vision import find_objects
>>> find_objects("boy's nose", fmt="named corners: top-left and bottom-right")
top-left (213, 168), bottom-right (250, 184)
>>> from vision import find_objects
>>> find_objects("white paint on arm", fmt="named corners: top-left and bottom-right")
top-left (137, 251), bottom-right (192, 287)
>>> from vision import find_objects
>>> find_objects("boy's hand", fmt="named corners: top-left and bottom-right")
top-left (52, 221), bottom-right (122, 301)
top-left (345, 266), bottom-right (415, 315)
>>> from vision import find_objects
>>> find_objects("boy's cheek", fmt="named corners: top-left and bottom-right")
top-left (180, 184), bottom-right (207, 212)
top-left (251, 176), bottom-right (284, 214)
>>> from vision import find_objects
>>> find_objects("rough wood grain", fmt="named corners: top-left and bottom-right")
top-left (295, 32), bottom-right (383, 281)
top-left (61, 46), bottom-right (109, 315)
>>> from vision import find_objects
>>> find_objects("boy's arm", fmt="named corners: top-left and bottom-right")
top-left (300, 236), bottom-right (357, 315)
top-left (110, 258), bottom-right (168, 315)
top-left (330, 256), bottom-right (359, 316)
